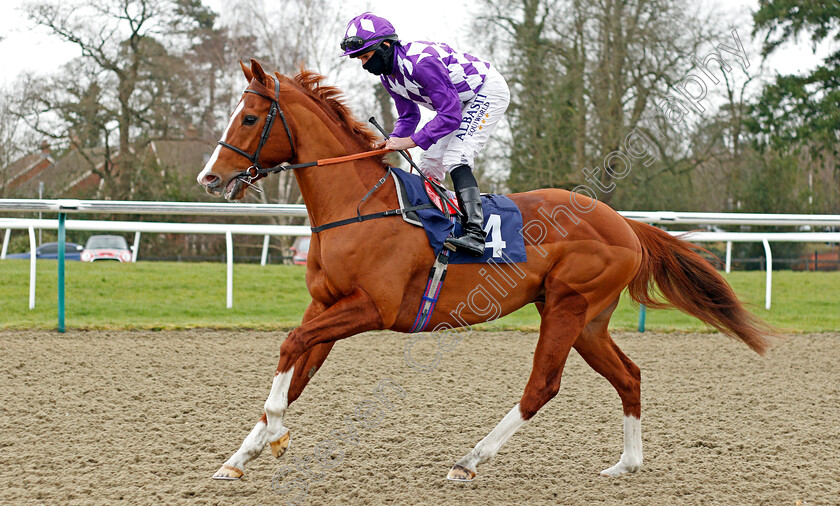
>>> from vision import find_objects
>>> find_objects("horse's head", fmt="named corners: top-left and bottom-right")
top-left (197, 59), bottom-right (295, 201)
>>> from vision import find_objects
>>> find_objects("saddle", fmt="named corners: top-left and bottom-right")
top-left (390, 171), bottom-right (459, 227)
top-left (391, 167), bottom-right (528, 332)
top-left (423, 179), bottom-right (461, 215)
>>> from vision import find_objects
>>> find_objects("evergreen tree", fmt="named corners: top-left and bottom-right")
top-left (749, 0), bottom-right (840, 213)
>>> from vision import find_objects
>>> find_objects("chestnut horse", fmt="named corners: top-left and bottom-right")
top-left (197, 60), bottom-right (771, 482)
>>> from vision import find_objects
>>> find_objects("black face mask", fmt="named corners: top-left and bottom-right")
top-left (362, 44), bottom-right (394, 76)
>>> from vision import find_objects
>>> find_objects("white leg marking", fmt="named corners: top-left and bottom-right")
top-left (222, 367), bottom-right (295, 472)
top-left (196, 99), bottom-right (245, 183)
top-left (264, 367), bottom-right (295, 439)
top-left (600, 415), bottom-right (643, 477)
top-left (224, 419), bottom-right (269, 471)
top-left (453, 403), bottom-right (527, 473)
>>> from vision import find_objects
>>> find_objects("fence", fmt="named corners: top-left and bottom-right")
top-left (2, 199), bottom-right (840, 330)
top-left (0, 218), bottom-right (310, 263)
top-left (0, 199), bottom-right (309, 331)
top-left (661, 231), bottom-right (840, 310)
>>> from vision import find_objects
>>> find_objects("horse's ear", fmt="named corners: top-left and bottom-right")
top-left (240, 60), bottom-right (253, 82)
top-left (250, 58), bottom-right (268, 85)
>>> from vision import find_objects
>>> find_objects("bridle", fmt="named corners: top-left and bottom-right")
top-left (217, 78), bottom-right (296, 191)
top-left (217, 77), bottom-right (392, 194)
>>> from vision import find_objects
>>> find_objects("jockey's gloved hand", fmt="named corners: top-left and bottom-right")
top-left (377, 140), bottom-right (414, 161)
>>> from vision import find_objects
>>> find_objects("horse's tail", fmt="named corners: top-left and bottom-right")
top-left (625, 219), bottom-right (774, 355)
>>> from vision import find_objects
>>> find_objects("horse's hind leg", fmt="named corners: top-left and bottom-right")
top-left (447, 281), bottom-right (588, 481)
top-left (573, 297), bottom-right (642, 476)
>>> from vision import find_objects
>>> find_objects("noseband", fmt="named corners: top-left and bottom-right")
top-left (217, 78), bottom-right (296, 190)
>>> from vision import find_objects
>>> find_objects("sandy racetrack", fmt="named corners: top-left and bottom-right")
top-left (1, 329), bottom-right (838, 504)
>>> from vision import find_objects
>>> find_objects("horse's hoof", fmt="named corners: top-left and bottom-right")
top-left (446, 464), bottom-right (476, 481)
top-left (270, 431), bottom-right (291, 459)
top-left (212, 464), bottom-right (244, 480)
top-left (599, 461), bottom-right (640, 477)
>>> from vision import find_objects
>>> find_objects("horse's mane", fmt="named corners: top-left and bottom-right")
top-left (279, 69), bottom-right (381, 150)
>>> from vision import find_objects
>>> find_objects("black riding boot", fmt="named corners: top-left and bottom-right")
top-left (445, 185), bottom-right (487, 257)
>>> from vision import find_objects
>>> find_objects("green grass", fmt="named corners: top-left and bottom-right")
top-left (0, 261), bottom-right (309, 330)
top-left (1, 260), bottom-right (838, 332)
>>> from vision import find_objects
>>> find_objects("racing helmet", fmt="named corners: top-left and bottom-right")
top-left (340, 12), bottom-right (398, 57)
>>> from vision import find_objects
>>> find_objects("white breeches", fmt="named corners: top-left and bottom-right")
top-left (419, 66), bottom-right (510, 180)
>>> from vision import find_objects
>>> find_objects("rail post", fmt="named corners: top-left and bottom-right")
top-left (261, 234), bottom-right (270, 266)
top-left (28, 226), bottom-right (36, 310)
top-left (58, 213), bottom-right (66, 332)
top-left (226, 230), bottom-right (233, 309)
top-left (725, 241), bottom-right (732, 273)
top-left (132, 232), bottom-right (141, 262)
top-left (762, 239), bottom-right (772, 310)
top-left (638, 305), bottom-right (646, 332)
top-left (1, 228), bottom-right (10, 259)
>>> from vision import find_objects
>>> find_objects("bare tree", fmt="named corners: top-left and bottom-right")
top-left (473, 0), bottom-right (734, 207)
top-left (0, 90), bottom-right (37, 196)
top-left (219, 0), bottom-right (376, 213)
top-left (16, 0), bottom-right (216, 197)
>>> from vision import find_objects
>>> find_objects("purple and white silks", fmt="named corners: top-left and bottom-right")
top-left (381, 41), bottom-right (493, 150)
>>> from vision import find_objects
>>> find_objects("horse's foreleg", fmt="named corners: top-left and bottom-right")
top-left (262, 341), bottom-right (337, 460)
top-left (574, 300), bottom-right (642, 477)
top-left (287, 342), bottom-right (336, 405)
top-left (212, 303), bottom-right (324, 480)
top-left (213, 290), bottom-right (382, 480)
top-left (264, 290), bottom-right (381, 457)
top-left (212, 344), bottom-right (336, 480)
top-left (447, 282), bottom-right (588, 481)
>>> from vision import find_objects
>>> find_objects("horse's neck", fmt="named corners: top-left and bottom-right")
top-left (288, 102), bottom-right (392, 227)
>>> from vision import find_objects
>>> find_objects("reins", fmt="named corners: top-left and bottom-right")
top-left (239, 147), bottom-right (392, 180)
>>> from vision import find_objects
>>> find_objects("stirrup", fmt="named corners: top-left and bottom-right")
top-left (445, 234), bottom-right (485, 257)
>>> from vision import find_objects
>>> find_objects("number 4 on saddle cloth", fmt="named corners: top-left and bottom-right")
top-left (386, 167), bottom-right (527, 333)
top-left (389, 167), bottom-right (527, 264)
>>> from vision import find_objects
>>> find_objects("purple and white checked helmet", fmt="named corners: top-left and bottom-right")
top-left (340, 12), bottom-right (398, 57)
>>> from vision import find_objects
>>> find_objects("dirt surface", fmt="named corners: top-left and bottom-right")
top-left (1, 329), bottom-right (838, 505)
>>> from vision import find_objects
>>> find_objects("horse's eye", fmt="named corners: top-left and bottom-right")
top-left (243, 115), bottom-right (258, 126)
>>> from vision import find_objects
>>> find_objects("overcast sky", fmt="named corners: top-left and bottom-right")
top-left (1, 0), bottom-right (834, 183)
top-left (0, 0), bottom-right (478, 87)
top-left (1, 0), bottom-right (835, 89)
top-left (0, 0), bottom-right (829, 86)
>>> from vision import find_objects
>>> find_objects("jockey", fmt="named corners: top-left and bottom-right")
top-left (340, 12), bottom-right (510, 257)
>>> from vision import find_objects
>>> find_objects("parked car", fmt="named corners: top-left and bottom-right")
top-left (290, 236), bottom-right (310, 265)
top-left (81, 235), bottom-right (133, 262)
top-left (4, 242), bottom-right (84, 261)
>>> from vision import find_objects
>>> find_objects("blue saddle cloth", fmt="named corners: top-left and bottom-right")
top-left (390, 167), bottom-right (527, 264)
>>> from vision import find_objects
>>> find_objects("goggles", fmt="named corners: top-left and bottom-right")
top-left (340, 33), bottom-right (397, 53)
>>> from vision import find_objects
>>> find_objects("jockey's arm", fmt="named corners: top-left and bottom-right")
top-left (388, 89), bottom-right (421, 138)
top-left (408, 59), bottom-right (462, 150)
